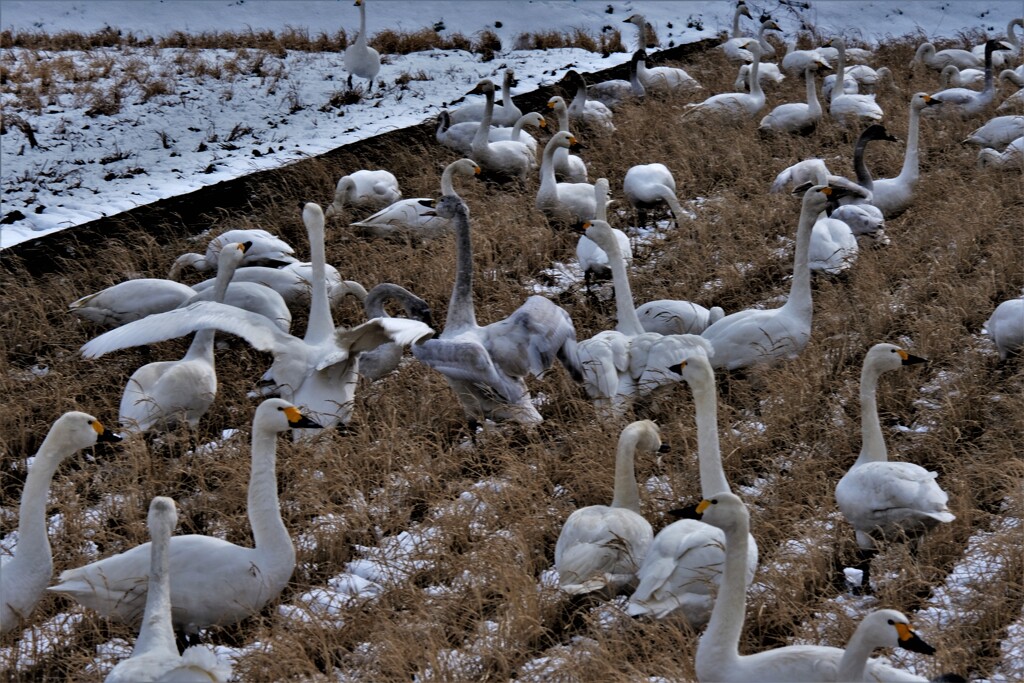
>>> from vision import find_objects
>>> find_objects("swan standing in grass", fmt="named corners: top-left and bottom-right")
top-left (977, 135), bottom-right (1024, 168)
top-left (69, 279), bottom-right (197, 327)
top-left (564, 70), bottom-right (616, 132)
top-left (683, 42), bottom-right (766, 123)
top-left (1, 412), bottom-right (119, 634)
top-left (536, 132), bottom-right (596, 226)
top-left (104, 497), bottom-right (231, 683)
top-left (692, 493), bottom-right (944, 682)
top-left (827, 38), bottom-right (883, 126)
top-left (759, 62), bottom-right (827, 135)
top-left (574, 220), bottom-right (697, 417)
top-left (634, 48), bottom-right (701, 95)
top-left (584, 50), bottom-right (646, 109)
top-left (545, 96), bottom-right (589, 182)
top-left (356, 282), bottom-right (432, 382)
top-left (83, 205), bottom-right (435, 435)
top-left (448, 69), bottom-right (521, 126)
top-left (411, 195), bottom-right (581, 429)
top-left (98, 241), bottom-right (249, 434)
top-left (835, 343), bottom-right (954, 592)
top-left (700, 186), bottom-right (835, 371)
top-left (927, 40), bottom-right (1012, 118)
top-left (623, 162), bottom-right (688, 226)
top-left (349, 158), bottom-right (480, 239)
top-left (554, 420), bottom-right (665, 596)
top-left (344, 0), bottom-right (380, 90)
top-left (985, 298), bottom-right (1024, 360)
top-left (626, 342), bottom-right (758, 625)
top-left (964, 115), bottom-right (1024, 147)
top-left (324, 169), bottom-right (400, 217)
top-left (910, 41), bottom-right (983, 71)
top-left (576, 178), bottom-right (631, 291)
top-left (466, 78), bottom-right (536, 182)
top-left (50, 399), bottom-right (321, 633)
top-left (168, 228), bottom-right (296, 280)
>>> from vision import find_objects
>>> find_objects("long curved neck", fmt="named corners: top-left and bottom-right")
top-left (731, 6), bottom-right (744, 38)
top-left (895, 101), bottom-right (921, 184)
top-left (982, 44), bottom-right (997, 95)
top-left (629, 56), bottom-right (644, 95)
top-left (781, 198), bottom-right (816, 319)
top-left (757, 24), bottom-right (772, 51)
top-left (748, 48), bottom-right (763, 98)
top-left (15, 446), bottom-right (65, 571)
top-left (249, 425), bottom-right (293, 561)
top-left (853, 132), bottom-right (875, 189)
top-left (134, 519), bottom-right (177, 657)
top-left (691, 364), bottom-right (729, 499)
top-left (356, 1), bottom-right (367, 46)
top-left (185, 248), bottom-right (238, 360)
top-left (540, 140), bottom-right (561, 193)
top-left (855, 364), bottom-right (887, 466)
top-left (445, 209), bottom-right (477, 332)
top-left (555, 103), bottom-right (570, 133)
top-left (831, 41), bottom-right (846, 103)
top-left (511, 115), bottom-right (527, 139)
top-left (440, 163), bottom-right (462, 196)
top-left (1009, 19), bottom-right (1023, 51)
top-left (305, 210), bottom-right (334, 345)
top-left (696, 509), bottom-right (749, 673)
top-left (836, 623), bottom-right (876, 681)
top-left (501, 73), bottom-right (514, 109)
top-left (610, 432), bottom-right (642, 513)
top-left (472, 88), bottom-right (495, 147)
top-left (571, 79), bottom-right (588, 111)
top-left (602, 231), bottom-right (644, 336)
top-left (805, 66), bottom-right (821, 116)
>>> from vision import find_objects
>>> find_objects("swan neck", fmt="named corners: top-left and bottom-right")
top-left (556, 104), bottom-right (570, 132)
top-left (853, 131), bottom-right (875, 189)
top-left (15, 443), bottom-right (66, 571)
top-left (731, 6), bottom-right (743, 38)
top-left (610, 432), bottom-right (642, 513)
top-left (540, 140), bottom-right (560, 195)
top-left (603, 232), bottom-right (644, 336)
top-left (357, 0), bottom-right (367, 46)
top-left (440, 163), bottom-right (461, 196)
top-left (836, 625), bottom-right (874, 681)
top-left (446, 209), bottom-right (477, 331)
top-left (856, 364), bottom-right (888, 466)
top-left (831, 42), bottom-right (845, 103)
top-left (248, 426), bottom-right (294, 560)
top-left (697, 508), bottom-right (749, 674)
top-left (805, 67), bottom-right (820, 115)
top-left (748, 49), bottom-right (762, 97)
top-left (897, 99), bottom-right (921, 183)
top-left (691, 368), bottom-right (729, 499)
top-left (133, 518), bottom-right (177, 656)
top-left (783, 195), bottom-right (815, 318)
top-left (305, 208), bottom-right (335, 345)
top-left (472, 87), bottom-right (495, 148)
top-left (502, 73), bottom-right (514, 109)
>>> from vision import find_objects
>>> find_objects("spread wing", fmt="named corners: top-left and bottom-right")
top-left (482, 296), bottom-right (580, 380)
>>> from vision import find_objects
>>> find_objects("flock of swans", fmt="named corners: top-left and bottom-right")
top-left (4, 1), bottom-right (1023, 680)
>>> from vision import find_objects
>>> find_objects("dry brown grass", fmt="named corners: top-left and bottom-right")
top-left (2, 32), bottom-right (1024, 682)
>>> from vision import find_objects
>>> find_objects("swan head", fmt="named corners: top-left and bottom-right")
top-left (548, 130), bottom-right (579, 152)
top-left (467, 79), bottom-right (496, 96)
top-left (147, 496), bottom-right (178, 535)
top-left (620, 420), bottom-right (669, 454)
top-left (217, 241), bottom-right (250, 270)
top-left (859, 123), bottom-right (900, 144)
top-left (432, 194), bottom-right (469, 221)
top-left (255, 398), bottom-right (323, 434)
top-left (911, 92), bottom-right (938, 110)
top-left (547, 95), bottom-right (567, 112)
top-left (695, 491), bottom-right (748, 533)
top-left (761, 19), bottom-right (781, 33)
top-left (857, 609), bottom-right (936, 655)
top-left (45, 411), bottom-right (122, 457)
top-left (737, 2), bottom-right (752, 20)
top-left (665, 335), bottom-right (716, 377)
top-left (985, 38), bottom-right (1013, 57)
top-left (865, 343), bottom-right (928, 374)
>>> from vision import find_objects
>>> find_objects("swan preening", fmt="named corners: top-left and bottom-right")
top-left (693, 493), bottom-right (943, 682)
top-left (964, 115), bottom-right (1024, 147)
top-left (104, 497), bottom-right (232, 683)
top-left (49, 399), bottom-right (321, 633)
top-left (167, 228), bottom-right (296, 280)
top-left (554, 420), bottom-right (665, 596)
top-left (835, 343), bottom-right (954, 590)
top-left (70, 279), bottom-right (198, 327)
top-left (977, 135), bottom-right (1024, 168)
top-left (325, 169), bottom-right (401, 217)
top-left (985, 298), bottom-right (1024, 360)
top-left (911, 41), bottom-right (983, 71)
top-left (410, 195), bottom-right (581, 428)
top-left (350, 158), bottom-right (480, 238)
top-left (623, 163), bottom-right (688, 225)
top-left (1, 412), bottom-right (119, 634)
top-left (344, 0), bottom-right (380, 89)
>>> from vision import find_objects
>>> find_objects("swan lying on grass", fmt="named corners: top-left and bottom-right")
top-left (168, 228), bottom-right (296, 279)
top-left (325, 169), bottom-right (401, 217)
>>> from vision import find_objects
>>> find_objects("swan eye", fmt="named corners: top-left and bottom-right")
top-left (887, 619), bottom-right (895, 625)
top-left (710, 498), bottom-right (718, 504)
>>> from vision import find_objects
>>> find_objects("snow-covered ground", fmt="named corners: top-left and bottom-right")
top-left (1, 0), bottom-right (1017, 249)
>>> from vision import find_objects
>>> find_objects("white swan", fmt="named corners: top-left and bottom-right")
top-left (964, 114), bottom-right (1024, 147)
top-left (835, 343), bottom-right (954, 590)
top-left (911, 41), bottom-right (983, 70)
top-left (634, 48), bottom-right (701, 95)
top-left (98, 241), bottom-right (248, 433)
top-left (50, 399), bottom-right (321, 633)
top-left (411, 195), bottom-right (581, 428)
top-left (82, 205), bottom-right (435, 435)
top-left (574, 220), bottom-right (697, 417)
top-left (977, 134), bottom-right (1024, 168)
top-left (971, 17), bottom-right (1023, 67)
top-left (1, 412), bottom-right (119, 634)
top-left (623, 163), bottom-right (688, 225)
top-left (724, 19), bottom-right (781, 63)
top-left (809, 213), bottom-right (858, 275)
top-left (554, 420), bottom-right (664, 596)
top-left (483, 111), bottom-right (546, 155)
top-left (564, 70), bottom-right (616, 132)
top-left (104, 497), bottom-right (232, 683)
top-left (694, 492), bottom-right (941, 682)
top-left (759, 63), bottom-right (826, 135)
top-left (356, 282), bottom-right (432, 382)
top-left (626, 342), bottom-right (758, 625)
top-left (827, 38), bottom-right (883, 126)
top-left (823, 65), bottom-right (891, 100)
top-left (927, 40), bottom-right (1012, 118)
top-left (720, 2), bottom-right (754, 62)
top-left (636, 301), bottom-right (724, 336)
top-left (782, 39), bottom-right (829, 75)
top-left (939, 64), bottom-right (985, 88)
top-left (349, 158), bottom-right (480, 239)
top-left (343, 0), bottom-right (380, 89)
top-left (536, 131), bottom-right (596, 226)
top-left (584, 49), bottom-right (645, 109)
top-left (997, 68), bottom-right (1024, 111)
top-left (69, 279), bottom-right (197, 327)
top-left (545, 96), bottom-right (589, 182)
top-left (622, 13), bottom-right (654, 51)
top-left (683, 42), bottom-right (766, 123)
top-left (190, 260), bottom-right (352, 313)
top-left (168, 228), bottom-right (296, 280)
top-left (985, 298), bottom-right (1024, 360)
top-left (448, 69), bottom-right (522, 126)
top-left (183, 277), bottom-right (292, 334)
top-left (576, 178), bottom-right (631, 290)
top-left (861, 93), bottom-right (935, 218)
top-left (700, 186), bottom-right (833, 370)
top-left (735, 61), bottom-right (784, 90)
top-left (324, 169), bottom-right (400, 217)
top-left (466, 78), bottom-right (536, 181)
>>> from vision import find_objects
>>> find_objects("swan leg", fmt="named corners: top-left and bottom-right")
top-left (347, 73), bottom-right (353, 89)
top-left (852, 546), bottom-right (877, 595)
